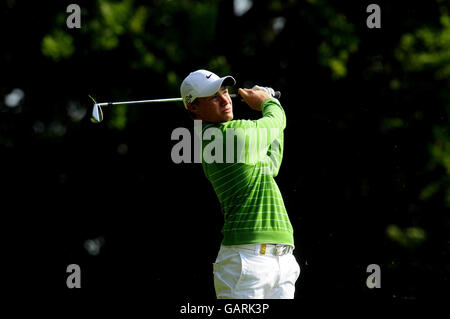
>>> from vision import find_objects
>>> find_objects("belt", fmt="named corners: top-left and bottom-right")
top-left (229, 243), bottom-right (294, 256)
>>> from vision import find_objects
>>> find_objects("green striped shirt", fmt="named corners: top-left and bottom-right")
top-left (200, 98), bottom-right (294, 246)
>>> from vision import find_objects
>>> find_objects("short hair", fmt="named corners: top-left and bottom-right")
top-left (187, 98), bottom-right (199, 119)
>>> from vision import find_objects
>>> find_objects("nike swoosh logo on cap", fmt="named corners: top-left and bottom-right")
top-left (206, 74), bottom-right (212, 79)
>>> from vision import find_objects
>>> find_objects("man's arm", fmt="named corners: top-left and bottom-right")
top-left (238, 87), bottom-right (286, 176)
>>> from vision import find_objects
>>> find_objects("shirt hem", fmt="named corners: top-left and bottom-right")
top-left (221, 230), bottom-right (294, 246)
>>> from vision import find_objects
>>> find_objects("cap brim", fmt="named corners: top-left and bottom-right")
top-left (198, 76), bottom-right (236, 98)
top-left (221, 76), bottom-right (236, 87)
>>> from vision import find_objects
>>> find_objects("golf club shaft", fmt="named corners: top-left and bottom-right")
top-left (95, 92), bottom-right (280, 107)
top-left (96, 94), bottom-right (238, 107)
top-left (96, 97), bottom-right (182, 107)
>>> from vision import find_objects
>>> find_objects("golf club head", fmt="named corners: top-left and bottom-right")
top-left (91, 104), bottom-right (103, 123)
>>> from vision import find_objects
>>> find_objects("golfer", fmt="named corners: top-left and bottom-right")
top-left (180, 69), bottom-right (300, 299)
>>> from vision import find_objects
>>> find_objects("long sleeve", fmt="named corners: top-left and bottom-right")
top-left (257, 98), bottom-right (285, 176)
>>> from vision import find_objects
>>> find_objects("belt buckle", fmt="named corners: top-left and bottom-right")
top-left (260, 244), bottom-right (267, 255)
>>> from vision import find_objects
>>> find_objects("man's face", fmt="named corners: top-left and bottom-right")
top-left (189, 86), bottom-right (233, 123)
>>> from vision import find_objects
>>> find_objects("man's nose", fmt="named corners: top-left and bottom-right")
top-left (218, 92), bottom-right (230, 105)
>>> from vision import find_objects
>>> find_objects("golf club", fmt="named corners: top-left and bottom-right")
top-left (89, 91), bottom-right (281, 123)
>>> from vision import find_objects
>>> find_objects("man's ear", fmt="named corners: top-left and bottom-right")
top-left (187, 103), bottom-right (199, 115)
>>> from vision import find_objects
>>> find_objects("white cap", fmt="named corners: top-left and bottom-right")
top-left (180, 69), bottom-right (236, 109)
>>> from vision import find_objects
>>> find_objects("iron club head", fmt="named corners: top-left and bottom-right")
top-left (91, 103), bottom-right (103, 123)
top-left (88, 95), bottom-right (103, 123)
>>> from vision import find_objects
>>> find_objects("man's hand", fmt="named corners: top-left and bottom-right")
top-left (238, 87), bottom-right (271, 111)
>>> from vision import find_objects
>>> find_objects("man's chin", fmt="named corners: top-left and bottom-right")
top-left (212, 112), bottom-right (233, 123)
top-left (223, 113), bottom-right (233, 122)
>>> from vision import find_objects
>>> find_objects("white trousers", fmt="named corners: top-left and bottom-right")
top-left (213, 244), bottom-right (301, 299)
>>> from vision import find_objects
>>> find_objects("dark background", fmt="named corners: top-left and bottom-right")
top-left (1, 0), bottom-right (449, 313)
